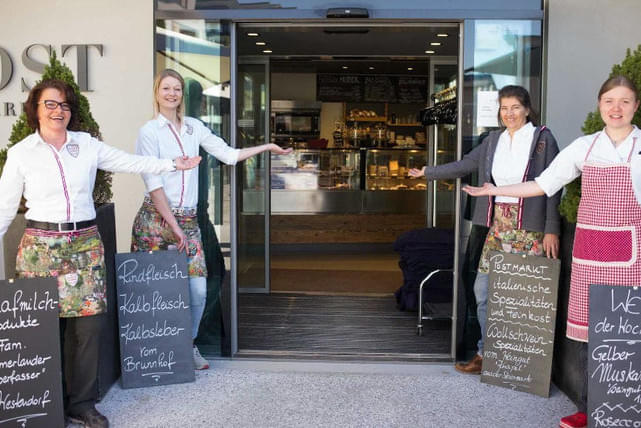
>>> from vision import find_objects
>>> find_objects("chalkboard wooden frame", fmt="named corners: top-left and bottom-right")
top-left (480, 251), bottom-right (561, 397)
top-left (0, 278), bottom-right (64, 428)
top-left (588, 284), bottom-right (641, 428)
top-left (115, 251), bottom-right (195, 389)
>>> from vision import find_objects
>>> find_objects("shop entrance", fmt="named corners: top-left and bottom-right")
top-left (235, 23), bottom-right (460, 359)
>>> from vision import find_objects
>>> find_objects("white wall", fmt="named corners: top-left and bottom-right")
top-left (546, 0), bottom-right (641, 148)
top-left (0, 0), bottom-right (154, 252)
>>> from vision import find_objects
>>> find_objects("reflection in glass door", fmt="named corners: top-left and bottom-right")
top-left (236, 59), bottom-right (270, 293)
top-left (428, 60), bottom-right (458, 228)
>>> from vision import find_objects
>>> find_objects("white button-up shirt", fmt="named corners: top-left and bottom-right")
top-left (536, 126), bottom-right (641, 204)
top-left (0, 131), bottom-right (175, 238)
top-left (492, 122), bottom-right (536, 203)
top-left (136, 115), bottom-right (239, 208)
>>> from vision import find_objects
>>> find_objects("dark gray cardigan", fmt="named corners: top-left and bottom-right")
top-left (424, 126), bottom-right (561, 235)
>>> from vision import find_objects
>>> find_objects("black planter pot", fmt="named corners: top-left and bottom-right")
top-left (95, 203), bottom-right (120, 400)
top-left (551, 218), bottom-right (582, 406)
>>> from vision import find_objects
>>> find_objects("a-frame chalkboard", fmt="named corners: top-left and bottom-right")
top-left (115, 251), bottom-right (195, 389)
top-left (0, 278), bottom-right (64, 428)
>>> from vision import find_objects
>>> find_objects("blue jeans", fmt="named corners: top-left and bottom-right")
top-left (473, 272), bottom-right (489, 355)
top-left (190, 276), bottom-right (207, 339)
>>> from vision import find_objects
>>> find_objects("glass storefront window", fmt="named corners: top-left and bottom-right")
top-left (463, 19), bottom-right (542, 176)
top-left (156, 19), bottom-right (232, 356)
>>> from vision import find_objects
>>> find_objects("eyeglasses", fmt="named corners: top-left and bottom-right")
top-left (40, 100), bottom-right (71, 111)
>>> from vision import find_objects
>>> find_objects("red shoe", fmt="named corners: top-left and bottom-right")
top-left (560, 412), bottom-right (587, 428)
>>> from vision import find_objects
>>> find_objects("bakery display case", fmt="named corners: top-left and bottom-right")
top-left (362, 148), bottom-right (427, 213)
top-left (263, 147), bottom-right (427, 214)
top-left (268, 149), bottom-right (362, 213)
top-left (271, 149), bottom-right (360, 191)
top-left (364, 149), bottom-right (427, 191)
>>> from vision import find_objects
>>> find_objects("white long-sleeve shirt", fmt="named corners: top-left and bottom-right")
top-left (492, 121), bottom-right (535, 203)
top-left (0, 130), bottom-right (176, 238)
top-left (536, 126), bottom-right (641, 203)
top-left (136, 114), bottom-right (240, 208)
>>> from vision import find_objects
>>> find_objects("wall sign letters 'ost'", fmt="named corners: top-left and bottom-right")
top-left (481, 251), bottom-right (560, 397)
top-left (588, 285), bottom-right (641, 428)
top-left (115, 251), bottom-right (195, 389)
top-left (0, 278), bottom-right (64, 428)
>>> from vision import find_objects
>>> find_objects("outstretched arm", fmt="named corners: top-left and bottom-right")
top-left (237, 143), bottom-right (292, 162)
top-left (462, 180), bottom-right (545, 198)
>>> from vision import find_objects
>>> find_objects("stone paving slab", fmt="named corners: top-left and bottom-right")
top-left (90, 360), bottom-right (574, 428)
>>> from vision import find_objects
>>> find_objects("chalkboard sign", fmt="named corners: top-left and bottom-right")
top-left (317, 74), bottom-right (362, 102)
top-left (396, 77), bottom-right (428, 103)
top-left (0, 278), bottom-right (64, 428)
top-left (115, 251), bottom-right (195, 389)
top-left (481, 251), bottom-right (560, 397)
top-left (588, 284), bottom-right (641, 428)
top-left (317, 74), bottom-right (427, 103)
top-left (363, 76), bottom-right (397, 103)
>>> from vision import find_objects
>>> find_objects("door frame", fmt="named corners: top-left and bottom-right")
top-left (236, 55), bottom-right (271, 295)
top-left (230, 21), bottom-right (464, 360)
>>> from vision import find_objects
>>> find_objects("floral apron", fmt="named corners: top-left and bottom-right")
top-left (478, 203), bottom-right (544, 273)
top-left (16, 226), bottom-right (106, 318)
top-left (131, 198), bottom-right (207, 278)
top-left (567, 133), bottom-right (641, 342)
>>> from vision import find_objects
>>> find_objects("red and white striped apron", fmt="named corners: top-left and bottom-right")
top-left (567, 133), bottom-right (641, 341)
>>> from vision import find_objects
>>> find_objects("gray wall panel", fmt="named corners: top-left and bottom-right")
top-left (546, 0), bottom-right (641, 148)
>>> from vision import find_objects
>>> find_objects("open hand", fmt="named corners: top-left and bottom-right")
top-left (542, 233), bottom-right (559, 259)
top-left (171, 224), bottom-right (189, 253)
top-left (174, 156), bottom-right (202, 170)
top-left (462, 182), bottom-right (496, 197)
top-left (408, 167), bottom-right (426, 178)
top-left (269, 143), bottom-right (293, 155)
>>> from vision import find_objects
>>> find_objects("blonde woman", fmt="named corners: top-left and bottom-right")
top-left (131, 69), bottom-right (291, 370)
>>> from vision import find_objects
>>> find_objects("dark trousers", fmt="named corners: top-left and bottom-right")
top-left (59, 314), bottom-right (104, 415)
top-left (573, 340), bottom-right (589, 413)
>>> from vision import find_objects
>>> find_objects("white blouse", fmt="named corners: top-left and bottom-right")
top-left (535, 126), bottom-right (641, 204)
top-left (492, 122), bottom-right (536, 203)
top-left (0, 131), bottom-right (175, 239)
top-left (136, 114), bottom-right (239, 208)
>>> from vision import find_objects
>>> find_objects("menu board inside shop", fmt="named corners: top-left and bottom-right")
top-left (0, 278), bottom-right (64, 428)
top-left (115, 251), bottom-right (195, 389)
top-left (317, 74), bottom-right (362, 102)
top-left (363, 76), bottom-right (397, 103)
top-left (396, 76), bottom-right (428, 103)
top-left (588, 285), bottom-right (641, 428)
top-left (481, 251), bottom-right (560, 397)
top-left (317, 74), bottom-right (428, 103)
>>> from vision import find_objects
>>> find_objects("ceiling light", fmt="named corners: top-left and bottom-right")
top-left (342, 66), bottom-right (349, 70)
top-left (407, 67), bottom-right (414, 71)
top-left (437, 33), bottom-right (448, 37)
top-left (369, 66), bottom-right (375, 70)
top-left (247, 32), bottom-right (259, 37)
top-left (430, 42), bottom-right (441, 46)
top-left (262, 49), bottom-right (272, 53)
top-left (255, 41), bottom-right (266, 46)
top-left (425, 50), bottom-right (435, 54)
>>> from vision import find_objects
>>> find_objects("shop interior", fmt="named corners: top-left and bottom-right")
top-left (236, 24), bottom-right (459, 359)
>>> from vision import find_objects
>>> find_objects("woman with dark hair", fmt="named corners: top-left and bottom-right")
top-left (464, 75), bottom-right (641, 428)
top-left (0, 78), bottom-right (201, 428)
top-left (131, 69), bottom-right (291, 370)
top-left (409, 85), bottom-right (561, 374)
